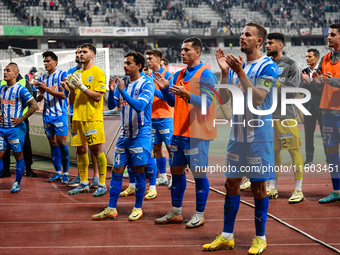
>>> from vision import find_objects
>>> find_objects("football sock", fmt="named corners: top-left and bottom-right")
top-left (108, 173), bottom-right (123, 208)
top-left (147, 157), bottom-right (157, 186)
top-left (95, 152), bottom-right (107, 185)
top-left (134, 172), bottom-right (146, 209)
top-left (77, 153), bottom-right (89, 183)
top-left (15, 157), bottom-right (25, 185)
top-left (59, 144), bottom-right (69, 173)
top-left (223, 195), bottom-right (240, 234)
top-left (171, 172), bottom-right (187, 208)
top-left (194, 174), bottom-right (210, 212)
top-left (254, 196), bottom-right (269, 237)
top-left (51, 145), bottom-right (61, 172)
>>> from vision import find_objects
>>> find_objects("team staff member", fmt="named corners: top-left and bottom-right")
top-left (36, 51), bottom-right (70, 184)
top-left (300, 49), bottom-right (327, 167)
top-left (93, 51), bottom-right (154, 221)
top-left (311, 23), bottom-right (340, 203)
top-left (66, 43), bottom-right (107, 197)
top-left (0, 63), bottom-right (38, 192)
top-left (265, 32), bottom-right (304, 203)
top-left (203, 23), bottom-right (278, 254)
top-left (154, 37), bottom-right (217, 229)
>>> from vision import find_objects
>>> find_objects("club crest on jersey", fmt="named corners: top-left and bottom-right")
top-left (54, 78), bottom-right (58, 84)
top-left (278, 67), bottom-right (283, 74)
top-left (88, 76), bottom-right (93, 83)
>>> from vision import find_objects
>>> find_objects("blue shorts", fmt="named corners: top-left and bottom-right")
top-left (225, 140), bottom-right (275, 181)
top-left (114, 137), bottom-right (152, 167)
top-left (322, 114), bottom-right (340, 146)
top-left (152, 118), bottom-right (173, 145)
top-left (0, 125), bottom-right (26, 153)
top-left (43, 115), bottom-right (69, 137)
top-left (170, 136), bottom-right (210, 170)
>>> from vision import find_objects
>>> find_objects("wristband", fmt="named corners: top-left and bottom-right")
top-left (79, 84), bottom-right (87, 92)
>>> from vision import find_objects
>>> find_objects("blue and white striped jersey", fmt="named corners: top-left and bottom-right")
top-left (113, 76), bottom-right (154, 138)
top-left (0, 82), bottom-right (33, 128)
top-left (38, 69), bottom-right (68, 117)
top-left (228, 56), bottom-right (279, 143)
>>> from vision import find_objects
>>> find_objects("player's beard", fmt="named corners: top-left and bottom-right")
top-left (267, 49), bottom-right (278, 57)
top-left (241, 46), bottom-right (253, 55)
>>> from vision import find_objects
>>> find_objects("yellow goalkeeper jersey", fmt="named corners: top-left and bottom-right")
top-left (73, 65), bottom-right (106, 121)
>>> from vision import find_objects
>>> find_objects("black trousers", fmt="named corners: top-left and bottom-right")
top-left (3, 118), bottom-right (33, 171)
top-left (303, 105), bottom-right (327, 163)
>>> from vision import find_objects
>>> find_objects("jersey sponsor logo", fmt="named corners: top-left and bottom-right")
top-left (54, 122), bottom-right (63, 127)
top-left (85, 129), bottom-right (97, 136)
top-left (226, 152), bottom-right (239, 161)
top-left (129, 147), bottom-right (143, 153)
top-left (183, 147), bottom-right (199, 155)
top-left (159, 129), bottom-right (170, 134)
top-left (278, 133), bottom-right (293, 139)
top-left (119, 99), bottom-right (130, 107)
top-left (115, 147), bottom-right (125, 153)
top-left (323, 127), bottom-right (333, 132)
top-left (278, 67), bottom-right (284, 74)
top-left (8, 139), bottom-right (19, 144)
top-left (247, 156), bottom-right (262, 165)
top-left (170, 145), bottom-right (178, 151)
top-left (1, 99), bottom-right (16, 105)
top-left (49, 84), bottom-right (59, 91)
top-left (88, 76), bottom-right (93, 83)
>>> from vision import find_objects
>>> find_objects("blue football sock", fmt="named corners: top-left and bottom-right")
top-left (134, 172), bottom-right (146, 208)
top-left (15, 157), bottom-right (25, 185)
top-left (127, 165), bottom-right (135, 184)
top-left (156, 157), bottom-right (167, 174)
top-left (328, 153), bottom-right (340, 190)
top-left (194, 174), bottom-right (210, 212)
top-left (51, 145), bottom-right (61, 172)
top-left (147, 157), bottom-right (157, 186)
top-left (108, 173), bottom-right (123, 208)
top-left (59, 144), bottom-right (70, 173)
top-left (223, 195), bottom-right (240, 233)
top-left (171, 172), bottom-right (187, 208)
top-left (254, 196), bottom-right (269, 237)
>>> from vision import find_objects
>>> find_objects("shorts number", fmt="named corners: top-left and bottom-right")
top-left (323, 133), bottom-right (331, 144)
top-left (280, 139), bottom-right (287, 149)
top-left (115, 154), bottom-right (120, 165)
top-left (86, 135), bottom-right (93, 144)
top-left (0, 141), bottom-right (3, 150)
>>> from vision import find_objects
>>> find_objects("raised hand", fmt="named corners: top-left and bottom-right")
top-left (226, 54), bottom-right (243, 74)
top-left (312, 70), bottom-right (323, 85)
top-left (71, 72), bottom-right (87, 92)
top-left (154, 72), bottom-right (170, 89)
top-left (323, 71), bottom-right (333, 84)
top-left (215, 48), bottom-right (230, 72)
top-left (108, 77), bottom-right (116, 91)
top-left (301, 70), bottom-right (311, 85)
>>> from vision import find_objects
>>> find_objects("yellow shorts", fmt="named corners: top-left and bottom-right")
top-left (71, 121), bottom-right (105, 146)
top-left (274, 118), bottom-right (301, 151)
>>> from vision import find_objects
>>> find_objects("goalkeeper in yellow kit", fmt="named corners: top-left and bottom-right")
top-left (64, 43), bottom-right (108, 196)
